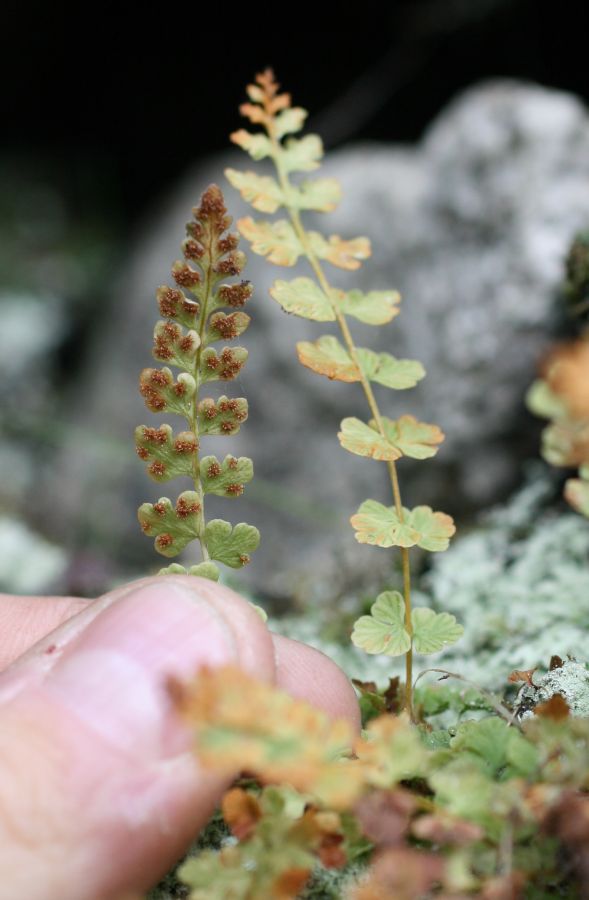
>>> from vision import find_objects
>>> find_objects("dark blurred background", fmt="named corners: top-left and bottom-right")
top-left (2, 0), bottom-right (589, 597)
top-left (4, 0), bottom-right (589, 235)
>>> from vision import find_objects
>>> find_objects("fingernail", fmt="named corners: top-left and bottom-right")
top-left (41, 581), bottom-right (237, 761)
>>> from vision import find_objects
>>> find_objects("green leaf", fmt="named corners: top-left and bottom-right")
top-left (351, 591), bottom-right (411, 657)
top-left (337, 288), bottom-right (400, 324)
top-left (565, 475), bottom-right (589, 517)
top-left (339, 415), bottom-right (445, 462)
top-left (350, 500), bottom-right (420, 548)
top-left (159, 561), bottom-right (221, 581)
top-left (152, 321), bottom-right (200, 369)
top-left (204, 519), bottom-right (260, 567)
top-left (138, 368), bottom-right (196, 418)
top-left (351, 501), bottom-right (455, 551)
top-left (338, 417), bottom-right (402, 461)
top-left (274, 106), bottom-right (307, 139)
top-left (205, 311), bottom-right (250, 345)
top-left (199, 346), bottom-right (248, 383)
top-left (449, 719), bottom-right (535, 779)
top-left (135, 424), bottom-right (197, 482)
top-left (225, 168), bottom-right (284, 213)
top-left (238, 217), bottom-right (303, 266)
top-left (296, 338), bottom-right (426, 389)
top-left (297, 335), bottom-right (358, 381)
top-left (270, 277), bottom-right (335, 321)
top-left (229, 128), bottom-right (273, 160)
top-left (307, 236), bottom-right (372, 272)
top-left (526, 379), bottom-right (568, 419)
top-left (358, 348), bottom-right (425, 389)
top-left (138, 492), bottom-right (202, 558)
top-left (156, 285), bottom-right (200, 330)
top-left (197, 396), bottom-right (248, 436)
top-left (377, 415), bottom-right (445, 460)
top-left (411, 608), bottom-right (463, 654)
top-left (281, 134), bottom-right (323, 172)
top-left (541, 420), bottom-right (589, 467)
top-left (200, 454), bottom-right (253, 498)
top-left (409, 505), bottom-right (456, 551)
top-left (290, 178), bottom-right (341, 212)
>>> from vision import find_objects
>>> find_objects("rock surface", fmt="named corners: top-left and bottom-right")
top-left (42, 81), bottom-right (589, 593)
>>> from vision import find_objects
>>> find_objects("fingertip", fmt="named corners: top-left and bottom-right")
top-left (272, 633), bottom-right (361, 733)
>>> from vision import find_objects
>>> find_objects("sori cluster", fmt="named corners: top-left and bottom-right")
top-left (135, 185), bottom-right (259, 580)
top-left (226, 69), bottom-right (462, 713)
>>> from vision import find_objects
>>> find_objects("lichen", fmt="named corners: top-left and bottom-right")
top-left (518, 659), bottom-right (589, 719)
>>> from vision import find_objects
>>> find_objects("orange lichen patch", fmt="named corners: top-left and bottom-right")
top-left (543, 339), bottom-right (589, 419)
top-left (175, 497), bottom-right (201, 518)
top-left (217, 281), bottom-right (253, 307)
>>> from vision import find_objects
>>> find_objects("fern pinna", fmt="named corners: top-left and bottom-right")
top-left (136, 185), bottom-right (259, 581)
top-left (226, 70), bottom-right (461, 714)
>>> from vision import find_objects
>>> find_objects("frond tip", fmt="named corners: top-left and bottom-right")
top-left (135, 184), bottom-right (258, 578)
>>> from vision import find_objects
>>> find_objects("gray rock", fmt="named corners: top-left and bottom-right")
top-left (44, 81), bottom-right (589, 594)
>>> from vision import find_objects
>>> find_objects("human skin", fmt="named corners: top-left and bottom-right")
top-left (0, 576), bottom-right (360, 900)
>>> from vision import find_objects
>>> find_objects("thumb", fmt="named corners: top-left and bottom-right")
top-left (0, 576), bottom-right (276, 900)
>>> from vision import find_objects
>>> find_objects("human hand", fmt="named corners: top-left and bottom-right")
top-left (0, 576), bottom-right (360, 900)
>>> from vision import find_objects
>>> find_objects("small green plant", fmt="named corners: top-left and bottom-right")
top-left (135, 185), bottom-right (259, 579)
top-left (226, 69), bottom-right (461, 715)
top-left (145, 73), bottom-right (589, 900)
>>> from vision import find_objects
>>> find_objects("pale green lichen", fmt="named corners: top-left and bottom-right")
top-left (518, 659), bottom-right (589, 719)
top-left (272, 472), bottom-right (589, 693)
